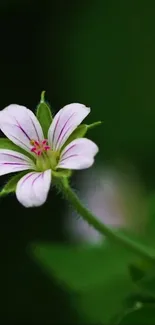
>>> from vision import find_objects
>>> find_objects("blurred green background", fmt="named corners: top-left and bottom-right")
top-left (1, 0), bottom-right (155, 324)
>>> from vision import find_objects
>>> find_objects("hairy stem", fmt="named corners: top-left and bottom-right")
top-left (60, 178), bottom-right (155, 263)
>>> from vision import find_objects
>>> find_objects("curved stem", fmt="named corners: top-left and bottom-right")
top-left (60, 178), bottom-right (155, 263)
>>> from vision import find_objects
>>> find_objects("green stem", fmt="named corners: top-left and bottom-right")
top-left (60, 178), bottom-right (155, 263)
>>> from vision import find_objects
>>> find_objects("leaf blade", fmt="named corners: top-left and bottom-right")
top-left (118, 305), bottom-right (155, 325)
top-left (31, 243), bottom-right (136, 324)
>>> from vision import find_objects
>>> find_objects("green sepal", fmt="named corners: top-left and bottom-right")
top-left (61, 124), bottom-right (88, 151)
top-left (0, 171), bottom-right (29, 196)
top-left (0, 138), bottom-right (33, 160)
top-left (87, 120), bottom-right (102, 130)
top-left (36, 91), bottom-right (52, 138)
top-left (61, 121), bottom-right (102, 151)
top-left (52, 169), bottom-right (72, 178)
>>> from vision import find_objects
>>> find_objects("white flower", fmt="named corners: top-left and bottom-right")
top-left (0, 103), bottom-right (98, 207)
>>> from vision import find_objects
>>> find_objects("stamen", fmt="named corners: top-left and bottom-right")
top-left (34, 141), bottom-right (40, 147)
top-left (30, 139), bottom-right (35, 146)
top-left (31, 147), bottom-right (37, 153)
top-left (44, 146), bottom-right (50, 150)
top-left (42, 139), bottom-right (48, 145)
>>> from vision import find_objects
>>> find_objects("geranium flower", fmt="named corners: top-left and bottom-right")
top-left (0, 102), bottom-right (98, 207)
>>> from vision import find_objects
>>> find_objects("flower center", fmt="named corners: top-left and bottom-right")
top-left (30, 139), bottom-right (60, 171)
top-left (30, 139), bottom-right (50, 156)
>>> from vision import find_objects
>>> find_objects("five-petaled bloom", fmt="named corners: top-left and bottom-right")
top-left (0, 103), bottom-right (99, 207)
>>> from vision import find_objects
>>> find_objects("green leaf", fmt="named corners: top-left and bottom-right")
top-left (76, 278), bottom-right (133, 325)
top-left (31, 243), bottom-right (137, 324)
top-left (36, 91), bottom-right (53, 138)
top-left (144, 193), bottom-right (155, 246)
top-left (137, 269), bottom-right (155, 298)
top-left (118, 305), bottom-right (155, 325)
top-left (125, 292), bottom-right (155, 309)
top-left (0, 138), bottom-right (33, 159)
top-left (129, 264), bottom-right (146, 282)
top-left (0, 171), bottom-right (29, 196)
top-left (32, 243), bottom-right (136, 291)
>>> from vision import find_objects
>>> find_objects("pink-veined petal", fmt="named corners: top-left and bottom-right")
top-left (16, 169), bottom-right (52, 208)
top-left (0, 104), bottom-right (44, 153)
top-left (48, 103), bottom-right (90, 151)
top-left (57, 138), bottom-right (99, 170)
top-left (0, 149), bottom-right (35, 176)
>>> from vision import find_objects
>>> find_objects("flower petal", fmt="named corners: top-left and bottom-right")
top-left (48, 103), bottom-right (90, 151)
top-left (0, 104), bottom-right (44, 153)
top-left (57, 138), bottom-right (99, 170)
top-left (0, 149), bottom-right (35, 176)
top-left (16, 169), bottom-right (51, 207)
